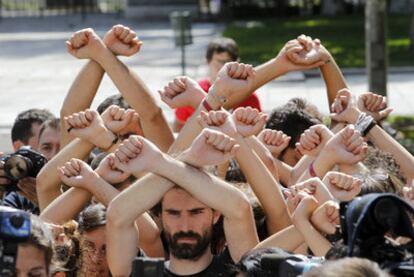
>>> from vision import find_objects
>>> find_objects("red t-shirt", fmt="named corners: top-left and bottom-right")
top-left (175, 79), bottom-right (262, 123)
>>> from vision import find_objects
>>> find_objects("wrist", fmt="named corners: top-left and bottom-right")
top-left (94, 47), bottom-right (115, 67)
top-left (83, 172), bottom-right (101, 191)
top-left (177, 150), bottom-right (200, 168)
top-left (293, 213), bottom-right (311, 227)
top-left (97, 129), bottom-right (118, 150)
top-left (313, 149), bottom-right (335, 178)
top-left (348, 108), bottom-right (362, 124)
top-left (191, 92), bottom-right (205, 109)
top-left (319, 52), bottom-right (333, 68)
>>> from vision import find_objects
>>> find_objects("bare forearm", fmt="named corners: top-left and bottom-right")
top-left (37, 138), bottom-right (95, 211)
top-left (368, 125), bottom-right (414, 180)
top-left (319, 56), bottom-right (347, 106)
top-left (60, 60), bottom-right (105, 147)
top-left (294, 220), bottom-right (332, 257)
top-left (297, 150), bottom-right (335, 182)
top-left (155, 154), bottom-right (247, 219)
top-left (254, 225), bottom-right (304, 252)
top-left (246, 137), bottom-right (279, 181)
top-left (40, 187), bottom-right (91, 224)
top-left (252, 57), bottom-right (288, 91)
top-left (96, 51), bottom-right (174, 152)
top-left (289, 155), bottom-right (315, 187)
top-left (235, 136), bottom-right (291, 233)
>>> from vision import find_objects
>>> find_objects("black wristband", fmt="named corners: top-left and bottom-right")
top-left (363, 121), bottom-right (376, 137)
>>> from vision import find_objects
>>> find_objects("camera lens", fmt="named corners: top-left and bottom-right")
top-left (3, 155), bottom-right (31, 181)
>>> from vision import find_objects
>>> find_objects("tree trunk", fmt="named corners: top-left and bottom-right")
top-left (366, 0), bottom-right (388, 96)
top-left (410, 12), bottom-right (414, 53)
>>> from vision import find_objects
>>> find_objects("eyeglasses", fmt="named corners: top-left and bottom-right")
top-left (81, 241), bottom-right (106, 257)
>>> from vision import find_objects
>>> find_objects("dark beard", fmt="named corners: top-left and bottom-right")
top-left (165, 230), bottom-right (212, 260)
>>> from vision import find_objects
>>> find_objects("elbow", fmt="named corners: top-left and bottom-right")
top-left (36, 168), bottom-right (48, 193)
top-left (233, 194), bottom-right (253, 220)
top-left (107, 200), bottom-right (131, 230)
top-left (141, 107), bottom-right (164, 123)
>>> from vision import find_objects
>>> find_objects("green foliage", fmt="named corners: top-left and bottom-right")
top-left (386, 115), bottom-right (414, 155)
top-left (223, 15), bottom-right (412, 68)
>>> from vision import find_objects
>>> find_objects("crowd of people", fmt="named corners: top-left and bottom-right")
top-left (0, 24), bottom-right (413, 277)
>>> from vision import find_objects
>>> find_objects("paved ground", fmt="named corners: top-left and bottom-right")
top-left (1, 15), bottom-right (413, 151)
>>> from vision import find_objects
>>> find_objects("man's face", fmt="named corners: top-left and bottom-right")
top-left (37, 126), bottom-right (60, 161)
top-left (25, 123), bottom-right (42, 150)
top-left (16, 244), bottom-right (48, 277)
top-left (161, 188), bottom-right (220, 260)
top-left (79, 226), bottom-right (109, 277)
top-left (208, 52), bottom-right (234, 81)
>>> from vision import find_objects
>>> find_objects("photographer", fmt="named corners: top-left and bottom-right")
top-left (1, 109), bottom-right (57, 214)
top-left (0, 206), bottom-right (54, 277)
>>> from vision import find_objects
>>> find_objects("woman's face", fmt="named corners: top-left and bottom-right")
top-left (78, 226), bottom-right (109, 277)
top-left (16, 244), bottom-right (48, 277)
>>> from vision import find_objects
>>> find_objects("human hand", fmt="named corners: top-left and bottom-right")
top-left (232, 107), bottom-right (267, 137)
top-left (198, 110), bottom-right (238, 138)
top-left (322, 125), bottom-right (368, 165)
top-left (0, 153), bottom-right (12, 188)
top-left (66, 28), bottom-right (106, 60)
top-left (258, 129), bottom-right (291, 157)
top-left (95, 153), bottom-right (130, 184)
top-left (330, 88), bottom-right (361, 124)
top-left (357, 92), bottom-right (393, 122)
top-left (101, 105), bottom-right (139, 135)
top-left (158, 76), bottom-right (205, 109)
top-left (402, 180), bottom-right (414, 207)
top-left (277, 35), bottom-right (326, 72)
top-left (58, 159), bottom-right (99, 190)
top-left (210, 62), bottom-right (255, 100)
top-left (180, 129), bottom-right (239, 167)
top-left (113, 135), bottom-right (163, 175)
top-left (291, 193), bottom-right (319, 223)
top-left (322, 171), bottom-right (361, 201)
top-left (103, 24), bottom-right (143, 56)
top-left (64, 109), bottom-right (116, 149)
top-left (310, 200), bottom-right (340, 235)
top-left (291, 177), bottom-right (334, 204)
top-left (295, 124), bottom-right (333, 157)
top-left (16, 177), bottom-right (38, 206)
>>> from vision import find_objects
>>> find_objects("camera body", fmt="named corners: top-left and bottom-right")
top-left (1, 147), bottom-right (47, 191)
top-left (340, 193), bottom-right (414, 276)
top-left (0, 207), bottom-right (31, 277)
top-left (261, 253), bottom-right (322, 276)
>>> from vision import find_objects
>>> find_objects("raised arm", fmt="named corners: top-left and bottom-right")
top-left (331, 89), bottom-right (413, 180)
top-left (297, 125), bottom-right (368, 182)
top-left (106, 129), bottom-right (248, 275)
top-left (62, 25), bottom-right (142, 147)
top-left (199, 108), bottom-right (291, 234)
top-left (67, 27), bottom-right (173, 152)
top-left (160, 62), bottom-right (256, 154)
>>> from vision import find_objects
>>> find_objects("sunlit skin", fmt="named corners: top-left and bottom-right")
top-left (37, 126), bottom-right (61, 161)
top-left (15, 244), bottom-right (48, 277)
top-left (208, 52), bottom-right (234, 82)
top-left (161, 188), bottom-right (221, 274)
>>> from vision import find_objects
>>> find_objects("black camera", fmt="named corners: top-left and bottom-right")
top-left (0, 147), bottom-right (47, 191)
top-left (340, 193), bottom-right (414, 276)
top-left (0, 206), bottom-right (31, 277)
top-left (131, 257), bottom-right (164, 277)
top-left (261, 252), bottom-right (322, 276)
